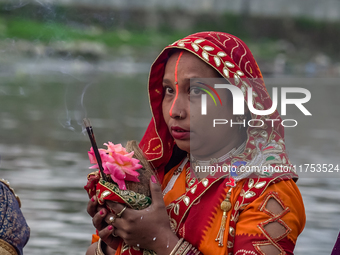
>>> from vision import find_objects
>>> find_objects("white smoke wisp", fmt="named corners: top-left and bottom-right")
top-left (59, 83), bottom-right (92, 134)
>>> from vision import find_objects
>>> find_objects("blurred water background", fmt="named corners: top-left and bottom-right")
top-left (0, 1), bottom-right (340, 254)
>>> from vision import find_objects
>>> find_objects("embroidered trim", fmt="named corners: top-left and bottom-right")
top-left (0, 179), bottom-right (21, 207)
top-left (228, 177), bottom-right (283, 254)
top-left (163, 158), bottom-right (189, 196)
top-left (0, 239), bottom-right (17, 255)
top-left (234, 249), bottom-right (258, 255)
top-left (253, 192), bottom-right (292, 255)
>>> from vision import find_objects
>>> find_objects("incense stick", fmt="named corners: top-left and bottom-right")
top-left (83, 118), bottom-right (107, 181)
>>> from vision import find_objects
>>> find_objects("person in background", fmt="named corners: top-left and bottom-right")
top-left (332, 232), bottom-right (340, 255)
top-left (0, 179), bottom-right (30, 255)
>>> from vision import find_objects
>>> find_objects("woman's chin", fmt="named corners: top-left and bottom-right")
top-left (174, 139), bottom-right (190, 153)
top-left (175, 140), bottom-right (206, 156)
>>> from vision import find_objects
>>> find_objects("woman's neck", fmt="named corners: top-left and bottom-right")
top-left (191, 130), bottom-right (247, 161)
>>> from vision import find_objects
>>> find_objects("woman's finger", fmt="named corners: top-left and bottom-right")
top-left (92, 208), bottom-right (108, 231)
top-left (98, 225), bottom-right (115, 246)
top-left (87, 195), bottom-right (98, 217)
top-left (104, 213), bottom-right (118, 226)
top-left (98, 225), bottom-right (122, 251)
top-left (106, 201), bottom-right (129, 218)
top-left (149, 178), bottom-right (165, 208)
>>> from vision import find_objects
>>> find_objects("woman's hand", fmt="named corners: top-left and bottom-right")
top-left (108, 179), bottom-right (179, 255)
top-left (87, 194), bottom-right (121, 253)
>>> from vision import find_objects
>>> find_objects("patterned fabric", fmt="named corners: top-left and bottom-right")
top-left (0, 181), bottom-right (30, 255)
top-left (232, 178), bottom-right (305, 254)
top-left (95, 180), bottom-right (152, 210)
top-left (104, 32), bottom-right (305, 254)
top-left (85, 172), bottom-right (152, 211)
top-left (162, 166), bottom-right (305, 255)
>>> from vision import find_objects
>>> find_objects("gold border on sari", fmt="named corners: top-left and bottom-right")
top-left (0, 239), bottom-right (18, 255)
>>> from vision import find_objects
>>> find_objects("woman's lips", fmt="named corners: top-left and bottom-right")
top-left (171, 126), bottom-right (190, 140)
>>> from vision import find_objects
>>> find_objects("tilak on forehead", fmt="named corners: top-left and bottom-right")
top-left (169, 51), bottom-right (183, 117)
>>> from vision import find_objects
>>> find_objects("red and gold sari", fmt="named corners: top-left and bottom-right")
top-left (94, 32), bottom-right (306, 255)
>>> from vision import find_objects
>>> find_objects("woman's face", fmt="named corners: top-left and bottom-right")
top-left (162, 51), bottom-right (244, 159)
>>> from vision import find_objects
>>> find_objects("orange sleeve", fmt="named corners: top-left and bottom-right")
top-left (233, 179), bottom-right (306, 255)
top-left (162, 161), bottom-right (187, 207)
top-left (91, 232), bottom-right (100, 244)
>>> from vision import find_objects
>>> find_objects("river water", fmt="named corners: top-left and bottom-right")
top-left (0, 56), bottom-right (339, 255)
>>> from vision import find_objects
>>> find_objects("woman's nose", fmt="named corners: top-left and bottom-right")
top-left (170, 94), bottom-right (188, 119)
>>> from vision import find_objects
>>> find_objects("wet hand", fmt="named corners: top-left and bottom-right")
top-left (108, 179), bottom-right (179, 254)
top-left (87, 195), bottom-right (122, 250)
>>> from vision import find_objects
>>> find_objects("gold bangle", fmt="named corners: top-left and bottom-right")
top-left (169, 238), bottom-right (184, 255)
top-left (182, 244), bottom-right (192, 255)
top-left (95, 238), bottom-right (105, 255)
top-left (175, 241), bottom-right (190, 255)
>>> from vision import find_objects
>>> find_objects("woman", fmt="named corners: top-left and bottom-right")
top-left (86, 32), bottom-right (305, 255)
top-left (0, 179), bottom-right (30, 255)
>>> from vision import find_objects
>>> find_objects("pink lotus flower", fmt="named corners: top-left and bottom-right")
top-left (88, 142), bottom-right (142, 190)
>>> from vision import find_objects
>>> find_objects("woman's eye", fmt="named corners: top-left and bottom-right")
top-left (164, 86), bottom-right (174, 94)
top-left (190, 87), bottom-right (203, 96)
